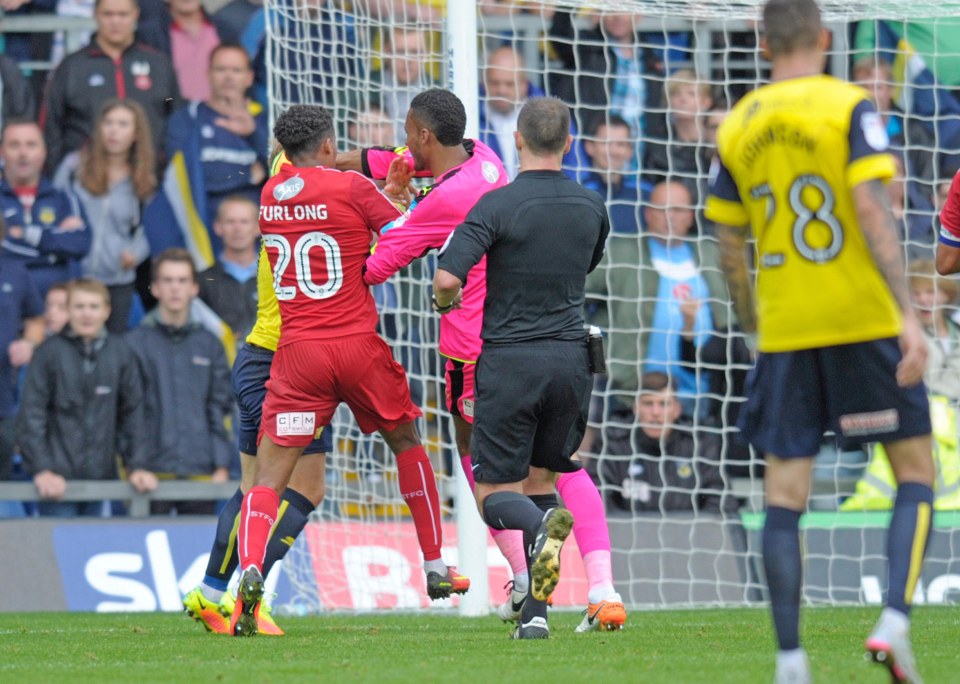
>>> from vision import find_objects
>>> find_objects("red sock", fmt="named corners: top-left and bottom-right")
top-left (396, 446), bottom-right (443, 561)
top-left (238, 486), bottom-right (280, 573)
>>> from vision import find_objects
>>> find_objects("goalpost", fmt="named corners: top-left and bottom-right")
top-left (266, 0), bottom-right (960, 616)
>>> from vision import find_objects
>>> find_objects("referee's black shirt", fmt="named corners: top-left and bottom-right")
top-left (438, 169), bottom-right (610, 344)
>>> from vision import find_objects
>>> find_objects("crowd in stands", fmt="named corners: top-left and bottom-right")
top-left (2, 3), bottom-right (960, 518)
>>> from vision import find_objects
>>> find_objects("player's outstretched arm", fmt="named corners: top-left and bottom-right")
top-left (336, 149), bottom-right (363, 172)
top-left (853, 179), bottom-right (927, 387)
top-left (715, 222), bottom-right (757, 336)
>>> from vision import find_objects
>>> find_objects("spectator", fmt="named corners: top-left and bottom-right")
top-left (54, 99), bottom-right (157, 333)
top-left (197, 196), bottom-right (259, 344)
top-left (212, 0), bottom-right (261, 44)
top-left (0, 0), bottom-right (56, 104)
top-left (138, 0), bottom-right (223, 101)
top-left (853, 57), bottom-right (936, 201)
top-left (375, 26), bottom-right (434, 140)
top-left (586, 181), bottom-right (732, 418)
top-left (43, 0), bottom-right (181, 174)
top-left (887, 152), bottom-right (937, 261)
top-left (479, 44), bottom-right (582, 179)
top-left (643, 69), bottom-right (715, 202)
top-left (548, 9), bottom-right (664, 149)
top-left (0, 54), bottom-right (37, 131)
top-left (347, 104), bottom-right (396, 148)
top-left (0, 120), bottom-right (91, 299)
top-left (126, 248), bottom-right (233, 515)
top-left (479, 45), bottom-right (528, 179)
top-left (243, 0), bottom-right (360, 114)
top-left (0, 242), bottom-right (44, 486)
top-left (855, 19), bottom-right (960, 89)
top-left (592, 372), bottom-right (737, 515)
top-left (841, 395), bottom-right (960, 511)
top-left (581, 113), bottom-right (644, 235)
top-left (678, 298), bottom-right (753, 475)
top-left (16, 278), bottom-right (149, 517)
top-left (43, 282), bottom-right (70, 336)
top-left (909, 260), bottom-right (960, 402)
top-left (165, 43), bottom-right (268, 230)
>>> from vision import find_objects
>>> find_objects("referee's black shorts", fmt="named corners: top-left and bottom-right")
top-left (470, 339), bottom-right (591, 484)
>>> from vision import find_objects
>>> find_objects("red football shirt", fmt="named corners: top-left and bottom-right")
top-left (940, 170), bottom-right (960, 247)
top-left (259, 164), bottom-right (402, 346)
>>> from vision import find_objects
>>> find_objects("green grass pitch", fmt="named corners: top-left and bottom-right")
top-left (3, 607), bottom-right (959, 683)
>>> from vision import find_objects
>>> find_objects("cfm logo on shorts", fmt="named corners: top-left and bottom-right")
top-left (277, 412), bottom-right (317, 436)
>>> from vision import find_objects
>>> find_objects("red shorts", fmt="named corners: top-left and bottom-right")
top-left (444, 358), bottom-right (476, 424)
top-left (260, 334), bottom-right (422, 447)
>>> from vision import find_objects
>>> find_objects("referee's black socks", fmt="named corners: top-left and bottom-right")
top-left (482, 491), bottom-right (545, 537)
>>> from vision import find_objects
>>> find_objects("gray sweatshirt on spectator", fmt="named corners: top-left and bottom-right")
top-left (54, 152), bottom-right (151, 286)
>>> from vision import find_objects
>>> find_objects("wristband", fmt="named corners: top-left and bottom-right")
top-left (432, 296), bottom-right (453, 314)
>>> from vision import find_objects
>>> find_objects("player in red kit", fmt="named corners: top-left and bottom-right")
top-left (936, 170), bottom-right (960, 274)
top-left (231, 105), bottom-right (468, 636)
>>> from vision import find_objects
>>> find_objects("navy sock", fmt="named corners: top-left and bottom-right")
top-left (763, 506), bottom-right (803, 651)
top-left (263, 488), bottom-right (316, 578)
top-left (887, 482), bottom-right (934, 615)
top-left (202, 488), bottom-right (243, 591)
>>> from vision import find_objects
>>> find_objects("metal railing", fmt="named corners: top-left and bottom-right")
top-left (0, 480), bottom-right (240, 517)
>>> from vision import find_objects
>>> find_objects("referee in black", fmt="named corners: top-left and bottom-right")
top-left (433, 97), bottom-right (610, 639)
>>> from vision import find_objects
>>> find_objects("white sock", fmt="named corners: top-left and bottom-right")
top-left (776, 648), bottom-right (808, 669)
top-left (512, 574), bottom-right (529, 594)
top-left (199, 583), bottom-right (225, 603)
top-left (879, 607), bottom-right (910, 633)
top-left (423, 558), bottom-right (447, 575)
top-left (587, 583), bottom-right (617, 604)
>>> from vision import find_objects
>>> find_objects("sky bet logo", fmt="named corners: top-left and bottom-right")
top-left (53, 525), bottom-right (292, 612)
top-left (277, 412), bottom-right (316, 436)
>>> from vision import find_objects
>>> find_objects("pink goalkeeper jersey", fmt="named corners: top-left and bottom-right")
top-left (361, 139), bottom-right (508, 362)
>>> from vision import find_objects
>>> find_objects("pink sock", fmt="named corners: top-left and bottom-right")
top-left (460, 455), bottom-right (527, 581)
top-left (239, 486), bottom-right (279, 573)
top-left (397, 446), bottom-right (443, 562)
top-left (582, 550), bottom-right (615, 601)
top-left (459, 455), bottom-right (476, 490)
top-left (557, 468), bottom-right (614, 599)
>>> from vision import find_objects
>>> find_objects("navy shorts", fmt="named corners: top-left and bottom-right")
top-left (471, 339), bottom-right (589, 484)
top-left (232, 342), bottom-right (333, 455)
top-left (739, 337), bottom-right (930, 458)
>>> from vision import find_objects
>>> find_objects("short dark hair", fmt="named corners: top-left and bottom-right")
top-left (1, 117), bottom-right (42, 145)
top-left (209, 41), bottom-right (251, 69)
top-left (763, 0), bottom-right (822, 58)
top-left (517, 97), bottom-right (570, 156)
top-left (94, 0), bottom-right (138, 10)
top-left (409, 89), bottom-right (466, 147)
top-left (153, 247), bottom-right (197, 282)
top-left (586, 113), bottom-right (630, 139)
top-left (274, 105), bottom-right (335, 159)
top-left (640, 371), bottom-right (678, 394)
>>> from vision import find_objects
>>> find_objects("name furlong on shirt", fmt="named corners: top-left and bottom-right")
top-left (259, 204), bottom-right (329, 222)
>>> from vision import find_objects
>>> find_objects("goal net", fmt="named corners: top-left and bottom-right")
top-left (265, 0), bottom-right (960, 615)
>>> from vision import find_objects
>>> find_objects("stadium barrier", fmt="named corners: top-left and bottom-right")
top-left (0, 480), bottom-right (241, 517)
top-left (4, 511), bottom-right (958, 613)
